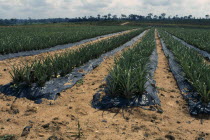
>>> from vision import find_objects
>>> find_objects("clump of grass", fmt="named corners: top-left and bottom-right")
top-left (157, 87), bottom-right (166, 92)
top-left (0, 135), bottom-right (15, 140)
top-left (76, 79), bottom-right (84, 86)
top-left (69, 121), bottom-right (84, 138)
top-left (106, 29), bottom-right (155, 99)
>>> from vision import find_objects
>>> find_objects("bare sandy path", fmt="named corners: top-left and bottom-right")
top-left (121, 22), bottom-right (130, 25)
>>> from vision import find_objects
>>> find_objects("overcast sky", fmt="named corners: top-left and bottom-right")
top-left (0, 0), bottom-right (209, 19)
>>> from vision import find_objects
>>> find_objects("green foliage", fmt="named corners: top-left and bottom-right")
top-left (0, 135), bottom-right (15, 140)
top-left (10, 29), bottom-right (146, 87)
top-left (106, 29), bottom-right (155, 99)
top-left (159, 29), bottom-right (210, 103)
top-left (69, 121), bottom-right (84, 138)
top-left (164, 27), bottom-right (210, 53)
top-left (0, 25), bottom-right (137, 54)
top-left (76, 79), bottom-right (84, 86)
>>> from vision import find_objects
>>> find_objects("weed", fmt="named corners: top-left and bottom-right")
top-left (0, 135), bottom-right (15, 140)
top-left (76, 79), bottom-right (84, 86)
top-left (69, 121), bottom-right (84, 139)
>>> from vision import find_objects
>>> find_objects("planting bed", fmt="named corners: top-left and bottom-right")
top-left (164, 28), bottom-right (210, 53)
top-left (92, 29), bottom-right (160, 109)
top-left (165, 31), bottom-right (210, 61)
top-left (0, 25), bottom-right (137, 55)
top-left (9, 29), bottom-right (145, 86)
top-left (0, 29), bottom-right (133, 86)
top-left (0, 29), bottom-right (209, 140)
top-left (0, 29), bottom-right (135, 61)
top-left (0, 30), bottom-right (148, 102)
top-left (158, 30), bottom-right (210, 115)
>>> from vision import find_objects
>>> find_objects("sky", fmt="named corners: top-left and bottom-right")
top-left (0, 0), bottom-right (210, 19)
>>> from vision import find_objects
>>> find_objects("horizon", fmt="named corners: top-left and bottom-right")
top-left (0, 0), bottom-right (210, 19)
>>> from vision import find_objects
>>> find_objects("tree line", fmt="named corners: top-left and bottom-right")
top-left (0, 13), bottom-right (210, 25)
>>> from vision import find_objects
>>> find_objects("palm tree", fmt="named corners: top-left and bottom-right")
top-left (121, 14), bottom-right (127, 19)
top-left (161, 13), bottom-right (166, 19)
top-left (112, 15), bottom-right (117, 19)
top-left (188, 15), bottom-right (192, 19)
top-left (153, 15), bottom-right (158, 19)
top-left (148, 13), bottom-right (153, 19)
top-left (97, 14), bottom-right (101, 20)
top-left (103, 15), bottom-right (108, 20)
top-left (108, 13), bottom-right (112, 19)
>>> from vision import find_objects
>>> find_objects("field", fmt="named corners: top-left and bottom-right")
top-left (0, 25), bottom-right (136, 54)
top-left (0, 22), bottom-right (210, 140)
top-left (163, 28), bottom-right (210, 53)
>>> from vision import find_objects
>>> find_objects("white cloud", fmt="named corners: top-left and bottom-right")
top-left (0, 0), bottom-right (209, 19)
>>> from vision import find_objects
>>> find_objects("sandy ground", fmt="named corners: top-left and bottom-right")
top-left (0, 30), bottom-right (210, 140)
top-left (0, 29), bottom-right (134, 86)
top-left (121, 22), bottom-right (130, 26)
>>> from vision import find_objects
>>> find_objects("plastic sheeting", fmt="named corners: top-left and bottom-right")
top-left (0, 30), bottom-right (148, 104)
top-left (165, 31), bottom-right (210, 61)
top-left (0, 30), bottom-right (133, 61)
top-left (92, 39), bottom-right (160, 110)
top-left (159, 34), bottom-right (210, 115)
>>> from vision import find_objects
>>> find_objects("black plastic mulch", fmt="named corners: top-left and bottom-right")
top-left (165, 31), bottom-right (210, 61)
top-left (0, 30), bottom-right (148, 104)
top-left (0, 30), bottom-right (132, 61)
top-left (92, 39), bottom-right (160, 110)
top-left (159, 33), bottom-right (210, 115)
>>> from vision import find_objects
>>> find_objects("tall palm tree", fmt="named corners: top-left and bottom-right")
top-left (154, 15), bottom-right (158, 19)
top-left (97, 14), bottom-right (101, 20)
top-left (148, 13), bottom-right (153, 19)
top-left (121, 14), bottom-right (127, 19)
top-left (188, 15), bottom-right (192, 19)
top-left (161, 13), bottom-right (166, 19)
top-left (108, 14), bottom-right (112, 19)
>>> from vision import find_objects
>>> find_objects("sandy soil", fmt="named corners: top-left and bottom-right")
top-left (0, 29), bottom-right (134, 86)
top-left (121, 22), bottom-right (130, 26)
top-left (0, 30), bottom-right (209, 140)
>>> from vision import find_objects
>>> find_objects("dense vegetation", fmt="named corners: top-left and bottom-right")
top-left (10, 29), bottom-right (146, 86)
top-left (159, 29), bottom-right (210, 103)
top-left (0, 25), bottom-right (137, 54)
top-left (106, 29), bottom-right (155, 99)
top-left (164, 28), bottom-right (210, 53)
top-left (1, 13), bottom-right (210, 26)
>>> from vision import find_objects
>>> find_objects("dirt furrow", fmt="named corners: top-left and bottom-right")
top-left (153, 30), bottom-right (210, 140)
top-left (0, 29), bottom-right (133, 85)
top-left (121, 22), bottom-right (130, 25)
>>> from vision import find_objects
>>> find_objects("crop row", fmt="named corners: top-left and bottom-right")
top-left (164, 28), bottom-right (210, 53)
top-left (10, 29), bottom-right (146, 87)
top-left (0, 26), bottom-right (137, 54)
top-left (106, 29), bottom-right (155, 99)
top-left (158, 29), bottom-right (210, 103)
